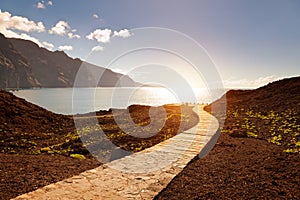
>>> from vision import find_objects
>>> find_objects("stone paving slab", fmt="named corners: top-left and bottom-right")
top-left (13, 105), bottom-right (219, 200)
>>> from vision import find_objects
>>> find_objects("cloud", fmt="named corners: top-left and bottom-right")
top-left (49, 21), bottom-right (70, 35)
top-left (223, 75), bottom-right (283, 89)
top-left (58, 45), bottom-right (73, 51)
top-left (36, 1), bottom-right (52, 9)
top-left (86, 29), bottom-right (111, 43)
top-left (49, 20), bottom-right (80, 39)
top-left (42, 41), bottom-right (54, 50)
top-left (18, 33), bottom-right (43, 47)
top-left (0, 10), bottom-right (55, 50)
top-left (4, 32), bottom-right (53, 51)
top-left (91, 45), bottom-right (104, 52)
top-left (0, 10), bottom-right (45, 34)
top-left (67, 32), bottom-right (80, 39)
top-left (86, 28), bottom-right (132, 43)
top-left (252, 75), bottom-right (280, 86)
top-left (113, 29), bottom-right (132, 38)
top-left (36, 2), bottom-right (45, 9)
top-left (93, 14), bottom-right (99, 19)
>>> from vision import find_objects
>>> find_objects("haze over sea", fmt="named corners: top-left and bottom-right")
top-left (12, 87), bottom-right (226, 115)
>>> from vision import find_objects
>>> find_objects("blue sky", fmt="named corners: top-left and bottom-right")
top-left (0, 0), bottom-right (299, 88)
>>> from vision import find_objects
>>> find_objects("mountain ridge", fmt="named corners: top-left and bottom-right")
top-left (0, 33), bottom-right (138, 89)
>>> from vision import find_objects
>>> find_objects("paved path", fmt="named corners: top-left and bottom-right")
top-left (14, 105), bottom-right (219, 200)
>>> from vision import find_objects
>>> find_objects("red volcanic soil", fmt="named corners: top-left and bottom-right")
top-left (0, 90), bottom-right (198, 200)
top-left (156, 76), bottom-right (300, 199)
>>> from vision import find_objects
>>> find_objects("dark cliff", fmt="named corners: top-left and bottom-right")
top-left (0, 34), bottom-right (137, 89)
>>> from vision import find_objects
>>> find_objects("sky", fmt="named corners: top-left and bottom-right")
top-left (0, 0), bottom-right (299, 89)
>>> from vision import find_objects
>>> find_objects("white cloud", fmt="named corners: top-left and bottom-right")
top-left (18, 33), bottom-right (43, 47)
top-left (223, 75), bottom-right (283, 89)
top-left (37, 2), bottom-right (45, 9)
top-left (93, 14), bottom-right (99, 19)
top-left (67, 32), bottom-right (80, 39)
top-left (49, 21), bottom-right (70, 35)
top-left (0, 10), bottom-right (55, 50)
top-left (86, 29), bottom-right (112, 43)
top-left (86, 28), bottom-right (132, 44)
top-left (58, 45), bottom-right (73, 51)
top-left (36, 1), bottom-right (52, 9)
top-left (252, 75), bottom-right (280, 86)
top-left (5, 32), bottom-right (54, 51)
top-left (42, 41), bottom-right (54, 50)
top-left (91, 45), bottom-right (104, 52)
top-left (49, 20), bottom-right (80, 39)
top-left (0, 10), bottom-right (45, 34)
top-left (113, 29), bottom-right (132, 38)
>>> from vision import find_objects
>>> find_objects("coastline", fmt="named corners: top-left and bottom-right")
top-left (1, 76), bottom-right (300, 199)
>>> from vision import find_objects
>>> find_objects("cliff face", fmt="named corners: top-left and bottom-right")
top-left (0, 34), bottom-right (137, 89)
top-left (0, 33), bottom-right (40, 88)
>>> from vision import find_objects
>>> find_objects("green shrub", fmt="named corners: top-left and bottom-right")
top-left (70, 154), bottom-right (86, 160)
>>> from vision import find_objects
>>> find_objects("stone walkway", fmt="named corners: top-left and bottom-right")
top-left (14, 105), bottom-right (219, 200)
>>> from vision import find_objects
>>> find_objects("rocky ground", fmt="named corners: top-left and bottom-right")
top-left (1, 76), bottom-right (299, 200)
top-left (0, 90), bottom-right (198, 200)
top-left (156, 76), bottom-right (300, 199)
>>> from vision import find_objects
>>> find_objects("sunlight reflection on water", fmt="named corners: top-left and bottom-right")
top-left (13, 87), bottom-right (223, 114)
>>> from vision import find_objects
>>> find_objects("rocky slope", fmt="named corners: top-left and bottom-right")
top-left (0, 34), bottom-right (39, 88)
top-left (206, 76), bottom-right (300, 151)
top-left (0, 90), bottom-right (199, 199)
top-left (156, 76), bottom-right (300, 199)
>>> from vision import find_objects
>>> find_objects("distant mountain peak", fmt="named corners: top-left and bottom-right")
top-left (0, 34), bottom-right (138, 89)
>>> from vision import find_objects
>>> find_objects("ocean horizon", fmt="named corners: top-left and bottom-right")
top-left (12, 87), bottom-right (228, 115)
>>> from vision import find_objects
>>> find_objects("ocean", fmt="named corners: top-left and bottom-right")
top-left (12, 87), bottom-right (225, 115)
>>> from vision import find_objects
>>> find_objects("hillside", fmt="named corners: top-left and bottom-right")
top-left (0, 34), bottom-right (40, 88)
top-left (209, 76), bottom-right (300, 114)
top-left (0, 90), bottom-right (198, 156)
top-left (0, 33), bottom-right (137, 89)
top-left (205, 76), bottom-right (300, 152)
top-left (157, 76), bottom-right (300, 199)
top-left (0, 90), bottom-right (199, 199)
